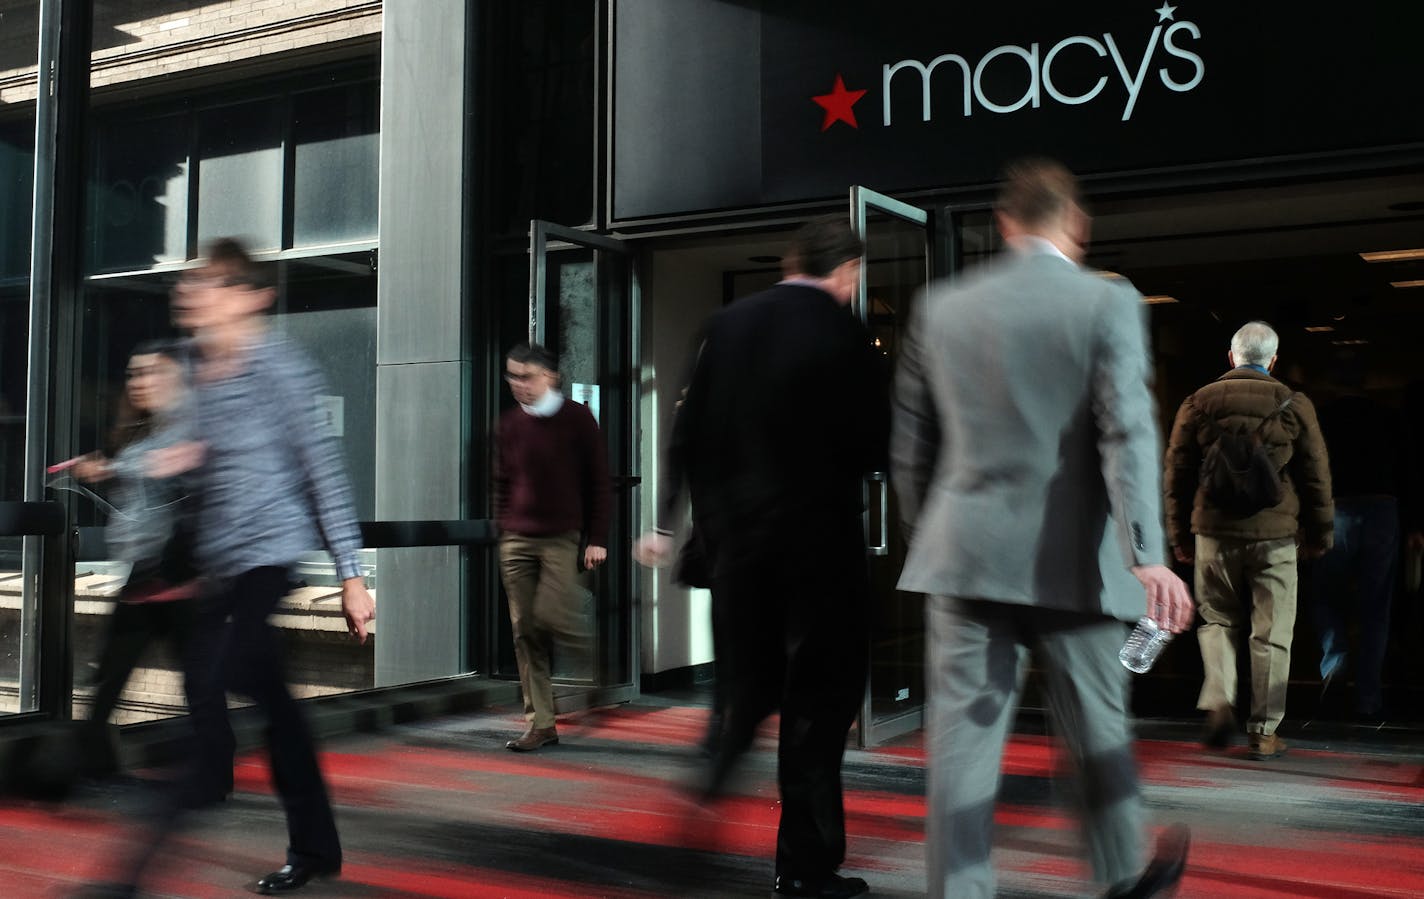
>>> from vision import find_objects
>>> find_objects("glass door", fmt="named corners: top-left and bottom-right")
top-left (527, 221), bottom-right (640, 705)
top-left (850, 187), bottom-right (932, 747)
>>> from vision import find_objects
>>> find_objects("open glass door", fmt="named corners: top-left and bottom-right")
top-left (526, 221), bottom-right (640, 706)
top-left (851, 187), bottom-right (931, 747)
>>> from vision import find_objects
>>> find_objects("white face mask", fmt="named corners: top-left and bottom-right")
top-left (521, 388), bottom-right (565, 418)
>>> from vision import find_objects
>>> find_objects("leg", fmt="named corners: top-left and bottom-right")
top-left (1245, 538), bottom-right (1299, 736)
top-left (85, 601), bottom-right (160, 745)
top-left (225, 567), bottom-right (342, 869)
top-left (706, 553), bottom-right (783, 796)
top-left (1194, 535), bottom-right (1245, 715)
top-left (925, 597), bottom-right (1027, 899)
top-left (1033, 611), bottom-right (1144, 890)
top-left (775, 534), bottom-right (870, 883)
top-left (1354, 499), bottom-right (1399, 715)
top-left (500, 535), bottom-right (556, 728)
top-left (530, 532), bottom-right (587, 685)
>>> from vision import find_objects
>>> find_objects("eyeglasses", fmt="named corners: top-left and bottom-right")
top-left (126, 367), bottom-right (157, 380)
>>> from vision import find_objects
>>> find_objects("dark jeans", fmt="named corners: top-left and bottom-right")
top-left (708, 517), bottom-right (870, 883)
top-left (184, 566), bottom-right (343, 867)
top-left (82, 595), bottom-right (195, 773)
top-left (112, 567), bottom-right (340, 888)
top-left (1307, 496), bottom-right (1398, 714)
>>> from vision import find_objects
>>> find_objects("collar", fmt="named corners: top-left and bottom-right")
top-left (778, 276), bottom-right (828, 291)
top-left (1236, 364), bottom-right (1272, 376)
top-left (520, 388), bottom-right (565, 418)
top-left (1008, 235), bottom-right (1076, 266)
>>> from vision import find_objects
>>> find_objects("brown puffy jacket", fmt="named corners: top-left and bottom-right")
top-left (1164, 368), bottom-right (1333, 550)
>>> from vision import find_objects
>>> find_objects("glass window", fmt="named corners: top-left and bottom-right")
top-left (196, 102), bottom-right (284, 251)
top-left (89, 113), bottom-right (190, 271)
top-left (293, 85), bottom-right (379, 247)
top-left (0, 0), bottom-right (39, 716)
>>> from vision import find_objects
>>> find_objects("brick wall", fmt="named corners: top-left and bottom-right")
top-left (1, 0), bottom-right (382, 105)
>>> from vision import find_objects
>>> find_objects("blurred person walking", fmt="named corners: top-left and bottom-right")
top-left (79, 238), bottom-right (375, 897)
top-left (653, 217), bottom-right (888, 898)
top-left (72, 341), bottom-right (202, 778)
top-left (1164, 321), bottom-right (1333, 758)
top-left (893, 158), bottom-right (1194, 899)
top-left (494, 342), bottom-right (611, 752)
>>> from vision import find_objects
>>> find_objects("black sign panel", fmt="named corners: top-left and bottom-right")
top-left (759, 1), bottom-right (1424, 202)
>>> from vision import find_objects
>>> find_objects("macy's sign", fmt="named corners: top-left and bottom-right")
top-left (879, 4), bottom-right (1203, 125)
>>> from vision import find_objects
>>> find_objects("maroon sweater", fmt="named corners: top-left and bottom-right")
top-left (494, 400), bottom-right (611, 545)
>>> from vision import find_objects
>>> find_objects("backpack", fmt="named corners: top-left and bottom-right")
top-left (1199, 392), bottom-right (1296, 518)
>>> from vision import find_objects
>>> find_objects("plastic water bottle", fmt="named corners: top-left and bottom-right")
top-left (1120, 617), bottom-right (1173, 674)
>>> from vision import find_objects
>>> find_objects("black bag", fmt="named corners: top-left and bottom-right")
top-left (672, 526), bottom-right (711, 589)
top-left (1199, 393), bottom-right (1296, 518)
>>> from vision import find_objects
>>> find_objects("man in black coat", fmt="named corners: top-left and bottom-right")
top-left (650, 217), bottom-right (889, 898)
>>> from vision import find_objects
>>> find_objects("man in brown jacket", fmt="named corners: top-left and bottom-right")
top-left (1164, 321), bottom-right (1333, 760)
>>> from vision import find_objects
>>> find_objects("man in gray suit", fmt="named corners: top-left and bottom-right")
top-left (892, 158), bottom-right (1194, 899)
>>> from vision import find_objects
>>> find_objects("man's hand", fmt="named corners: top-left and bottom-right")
top-left (584, 544), bottom-right (608, 570)
top-left (633, 532), bottom-right (674, 568)
top-left (147, 441), bottom-right (206, 478)
top-left (1130, 564), bottom-right (1195, 634)
top-left (1172, 545), bottom-right (1193, 565)
top-left (341, 577), bottom-right (376, 644)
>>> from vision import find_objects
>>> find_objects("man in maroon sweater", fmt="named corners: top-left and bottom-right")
top-left (494, 342), bottom-right (611, 751)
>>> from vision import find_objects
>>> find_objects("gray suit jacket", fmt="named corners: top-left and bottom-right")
top-left (892, 249), bottom-right (1164, 622)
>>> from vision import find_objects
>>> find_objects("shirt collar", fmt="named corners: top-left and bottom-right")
top-left (521, 388), bottom-right (565, 418)
top-left (1236, 364), bottom-right (1272, 376)
top-left (1008, 235), bottom-right (1076, 266)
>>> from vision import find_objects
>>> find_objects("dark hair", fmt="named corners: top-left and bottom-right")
top-left (995, 157), bottom-right (1082, 227)
top-left (789, 216), bottom-right (864, 278)
top-left (109, 340), bottom-right (184, 454)
top-left (203, 236), bottom-right (275, 290)
top-left (506, 342), bottom-right (558, 371)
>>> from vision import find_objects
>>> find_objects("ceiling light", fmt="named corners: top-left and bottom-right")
top-left (1141, 295), bottom-right (1178, 304)
top-left (1305, 326), bottom-right (1335, 333)
top-left (1332, 339), bottom-right (1369, 346)
top-left (1360, 248), bottom-right (1424, 262)
top-left (1391, 279), bottom-right (1424, 288)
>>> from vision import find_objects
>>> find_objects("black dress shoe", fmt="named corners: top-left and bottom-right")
top-left (252, 861), bottom-right (341, 894)
top-left (772, 872), bottom-right (870, 897)
top-left (1104, 824), bottom-right (1190, 898)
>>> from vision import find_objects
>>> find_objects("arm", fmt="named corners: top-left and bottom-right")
top-left (1162, 395), bottom-right (1202, 561)
top-left (889, 296), bottom-right (940, 536)
top-left (1091, 286), bottom-right (1194, 631)
top-left (1287, 395), bottom-right (1334, 555)
top-left (1090, 285), bottom-right (1167, 570)
top-left (270, 347), bottom-right (374, 642)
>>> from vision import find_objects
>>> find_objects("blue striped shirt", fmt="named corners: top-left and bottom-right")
top-left (190, 332), bottom-right (364, 581)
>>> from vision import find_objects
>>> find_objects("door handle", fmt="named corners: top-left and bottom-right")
top-left (866, 471), bottom-right (889, 557)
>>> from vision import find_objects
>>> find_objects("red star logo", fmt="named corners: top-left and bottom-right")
top-left (812, 74), bottom-right (867, 131)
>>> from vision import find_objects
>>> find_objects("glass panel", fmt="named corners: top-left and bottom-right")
top-left (292, 84), bottom-right (379, 247)
top-left (89, 113), bottom-right (190, 271)
top-left (0, 0), bottom-right (38, 715)
top-left (196, 102), bottom-right (283, 251)
top-left (863, 209), bottom-right (929, 730)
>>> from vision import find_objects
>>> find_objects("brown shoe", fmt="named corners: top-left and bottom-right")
top-left (506, 726), bottom-right (558, 752)
top-left (1248, 732), bottom-right (1286, 760)
top-left (1202, 705), bottom-right (1237, 750)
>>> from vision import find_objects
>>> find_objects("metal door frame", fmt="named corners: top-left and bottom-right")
top-left (850, 186), bottom-right (932, 747)
top-left (527, 221), bottom-right (641, 707)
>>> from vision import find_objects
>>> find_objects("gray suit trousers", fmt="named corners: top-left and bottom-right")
top-left (925, 596), bottom-right (1144, 899)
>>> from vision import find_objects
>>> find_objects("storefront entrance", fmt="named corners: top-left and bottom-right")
top-left (635, 168), bottom-right (1424, 741)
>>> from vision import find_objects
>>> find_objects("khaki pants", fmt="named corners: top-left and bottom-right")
top-left (499, 531), bottom-right (585, 729)
top-left (1194, 535), bottom-right (1298, 736)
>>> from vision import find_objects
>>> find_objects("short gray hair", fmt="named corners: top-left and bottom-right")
top-left (1230, 321), bottom-right (1279, 367)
